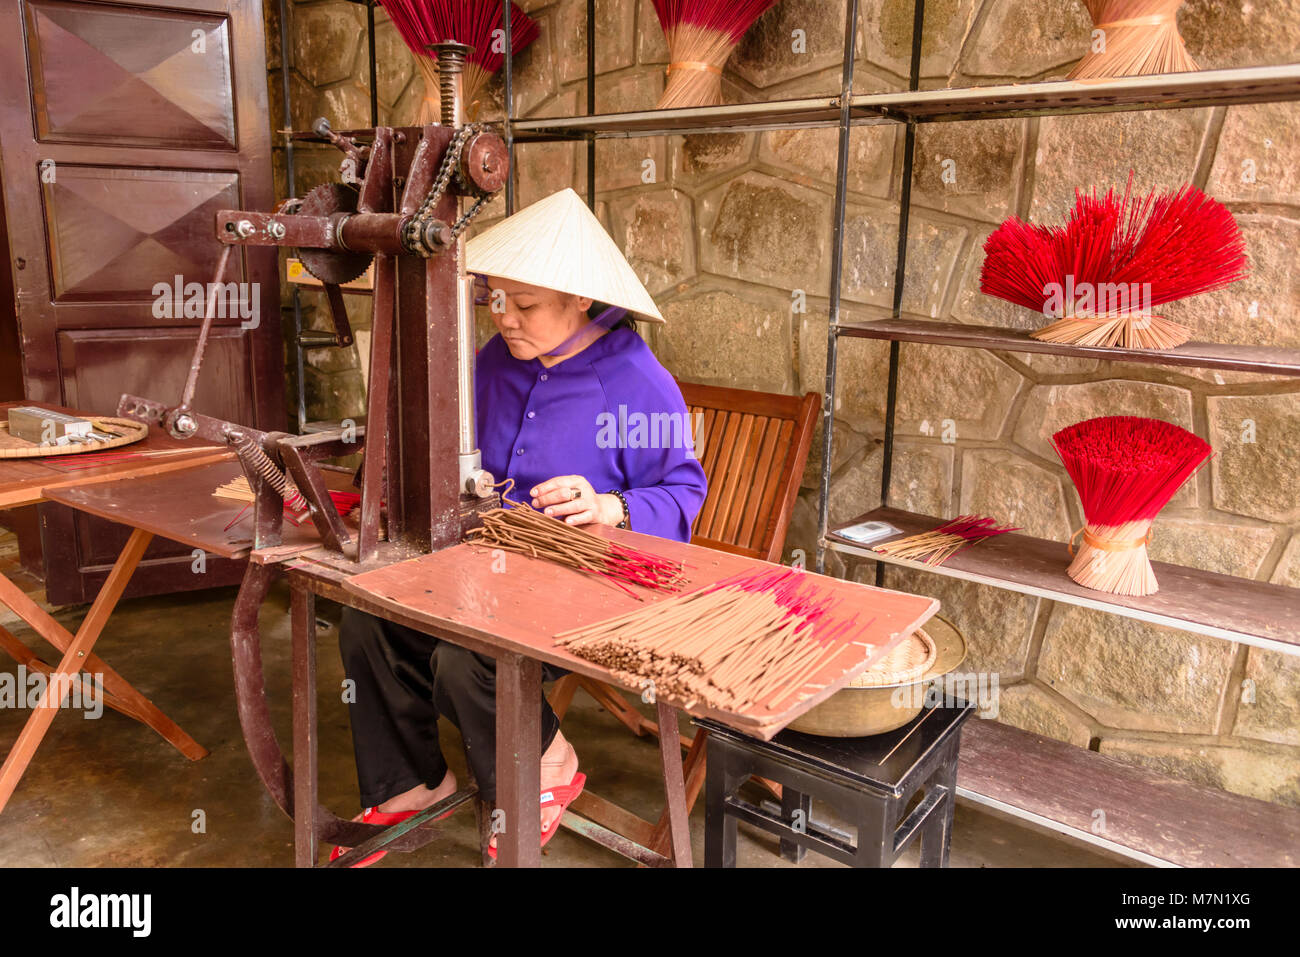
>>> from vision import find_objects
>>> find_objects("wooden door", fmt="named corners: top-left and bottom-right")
top-left (0, 0), bottom-right (283, 603)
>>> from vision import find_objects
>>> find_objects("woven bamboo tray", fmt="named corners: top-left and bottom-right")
top-left (0, 416), bottom-right (148, 459)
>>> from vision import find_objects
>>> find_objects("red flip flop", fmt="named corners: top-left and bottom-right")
top-left (488, 771), bottom-right (587, 861)
top-left (330, 802), bottom-right (459, 868)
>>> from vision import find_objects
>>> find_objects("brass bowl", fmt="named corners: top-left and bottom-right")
top-left (786, 616), bottom-right (967, 738)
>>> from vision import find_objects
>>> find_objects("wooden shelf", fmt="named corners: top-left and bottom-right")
top-left (827, 507), bottom-right (1300, 656)
top-left (852, 64), bottom-right (1300, 122)
top-left (836, 318), bottom-right (1300, 376)
top-left (957, 719), bottom-right (1300, 867)
top-left (509, 65), bottom-right (1300, 141)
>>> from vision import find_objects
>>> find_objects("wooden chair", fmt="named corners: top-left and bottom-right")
top-left (551, 380), bottom-right (821, 860)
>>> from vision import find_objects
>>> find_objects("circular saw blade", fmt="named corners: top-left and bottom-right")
top-left (296, 183), bottom-right (373, 286)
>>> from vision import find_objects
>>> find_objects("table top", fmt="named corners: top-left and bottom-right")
top-left (0, 400), bottom-right (232, 510)
top-left (42, 458), bottom-right (356, 558)
top-left (698, 701), bottom-right (976, 798)
top-left (340, 526), bottom-right (940, 740)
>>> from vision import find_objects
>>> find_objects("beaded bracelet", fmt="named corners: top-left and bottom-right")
top-left (608, 489), bottom-right (631, 530)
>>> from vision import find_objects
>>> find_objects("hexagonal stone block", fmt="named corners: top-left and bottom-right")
top-left (897, 346), bottom-right (1021, 442)
top-left (759, 124), bottom-right (895, 201)
top-left (993, 683), bottom-right (1094, 748)
top-left (842, 206), bottom-right (966, 315)
top-left (960, 0), bottom-right (1090, 78)
top-left (1039, 605), bottom-right (1235, 734)
top-left (1174, 215), bottom-right (1300, 349)
top-left (912, 118), bottom-right (1025, 222)
top-left (1207, 102), bottom-right (1300, 208)
top-left (651, 287), bottom-right (793, 393)
top-left (698, 171), bottom-right (832, 293)
top-left (861, 0), bottom-right (976, 80)
top-left (292, 3), bottom-right (364, 88)
top-left (1031, 109), bottom-right (1211, 223)
top-left (606, 188), bottom-right (695, 295)
top-left (1182, 0), bottom-right (1300, 70)
top-left (730, 0), bottom-right (848, 90)
top-left (959, 447), bottom-right (1071, 541)
top-left (1208, 393), bottom-right (1300, 523)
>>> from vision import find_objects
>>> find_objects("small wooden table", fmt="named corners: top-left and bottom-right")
top-left (0, 401), bottom-right (233, 813)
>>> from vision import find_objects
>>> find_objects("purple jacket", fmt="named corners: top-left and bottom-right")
top-left (475, 326), bottom-right (708, 543)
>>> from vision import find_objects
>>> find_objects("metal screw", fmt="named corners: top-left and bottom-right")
top-left (267, 221), bottom-right (286, 240)
top-left (234, 220), bottom-right (255, 238)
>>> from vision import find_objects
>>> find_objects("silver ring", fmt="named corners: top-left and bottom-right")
top-left (570, 487), bottom-right (581, 501)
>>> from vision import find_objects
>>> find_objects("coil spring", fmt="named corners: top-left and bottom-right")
top-left (232, 433), bottom-right (306, 511)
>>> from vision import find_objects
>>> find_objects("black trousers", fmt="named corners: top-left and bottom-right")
top-left (338, 606), bottom-right (564, 806)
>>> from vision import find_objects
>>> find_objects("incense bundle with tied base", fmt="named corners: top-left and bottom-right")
top-left (1052, 416), bottom-right (1211, 597)
top-left (465, 479), bottom-right (687, 597)
top-left (557, 567), bottom-right (875, 713)
top-left (980, 174), bottom-right (1248, 351)
top-left (650, 0), bottom-right (780, 109)
top-left (1068, 0), bottom-right (1196, 81)
top-left (380, 0), bottom-right (540, 122)
top-left (873, 515), bottom-right (1019, 567)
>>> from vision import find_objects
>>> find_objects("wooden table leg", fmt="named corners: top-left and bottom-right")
top-left (495, 652), bottom-right (541, 868)
top-left (0, 544), bottom-right (206, 762)
top-left (291, 581), bottom-right (318, 868)
top-left (652, 701), bottom-right (694, 867)
top-left (0, 527), bottom-right (157, 813)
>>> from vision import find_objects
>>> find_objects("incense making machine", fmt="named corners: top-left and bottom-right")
top-left (117, 42), bottom-right (508, 850)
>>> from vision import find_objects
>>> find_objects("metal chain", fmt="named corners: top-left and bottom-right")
top-left (404, 122), bottom-right (499, 256)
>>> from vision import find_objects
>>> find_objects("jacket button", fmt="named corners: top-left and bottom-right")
top-left (515, 448), bottom-right (524, 455)
top-left (527, 410), bottom-right (536, 419)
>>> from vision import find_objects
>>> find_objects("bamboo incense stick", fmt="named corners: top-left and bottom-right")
top-left (873, 515), bottom-right (1019, 567)
top-left (555, 565), bottom-right (886, 713)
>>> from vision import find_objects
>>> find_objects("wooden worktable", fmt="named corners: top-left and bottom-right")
top-left (342, 527), bottom-right (939, 740)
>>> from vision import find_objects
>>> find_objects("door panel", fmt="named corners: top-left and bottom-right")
top-left (1, 0), bottom-right (283, 604)
top-left (25, 0), bottom-right (237, 149)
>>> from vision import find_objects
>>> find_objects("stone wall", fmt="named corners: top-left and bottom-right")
top-left (267, 0), bottom-right (1300, 807)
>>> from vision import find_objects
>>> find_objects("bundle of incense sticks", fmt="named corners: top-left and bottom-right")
top-left (980, 172), bottom-right (1248, 350)
top-left (872, 515), bottom-right (1019, 567)
top-left (1053, 415), bottom-right (1211, 596)
top-left (650, 0), bottom-right (780, 108)
top-left (556, 566), bottom-right (875, 713)
top-left (464, 481), bottom-right (687, 598)
top-left (379, 0), bottom-right (540, 122)
top-left (1068, 0), bottom-right (1196, 80)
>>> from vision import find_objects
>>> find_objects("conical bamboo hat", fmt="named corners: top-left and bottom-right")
top-left (466, 187), bottom-right (665, 323)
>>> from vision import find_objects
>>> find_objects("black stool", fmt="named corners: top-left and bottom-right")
top-left (699, 701), bottom-right (974, 868)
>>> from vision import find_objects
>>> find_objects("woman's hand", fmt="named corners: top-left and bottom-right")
top-left (530, 475), bottom-right (624, 527)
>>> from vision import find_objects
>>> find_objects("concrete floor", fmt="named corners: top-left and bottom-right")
top-left (0, 580), bottom-right (1132, 868)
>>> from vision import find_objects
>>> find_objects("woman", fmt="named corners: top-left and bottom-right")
top-left (333, 187), bottom-right (708, 865)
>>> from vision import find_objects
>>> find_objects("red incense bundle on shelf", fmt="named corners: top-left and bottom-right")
top-left (556, 566), bottom-right (875, 713)
top-left (649, 0), bottom-right (781, 109)
top-left (1068, 1), bottom-right (1197, 80)
top-left (380, 0), bottom-right (540, 122)
top-left (1052, 415), bottom-right (1211, 597)
top-left (872, 515), bottom-right (1019, 567)
top-left (979, 174), bottom-right (1248, 351)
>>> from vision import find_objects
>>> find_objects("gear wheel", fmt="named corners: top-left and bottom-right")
top-left (295, 183), bottom-right (373, 285)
